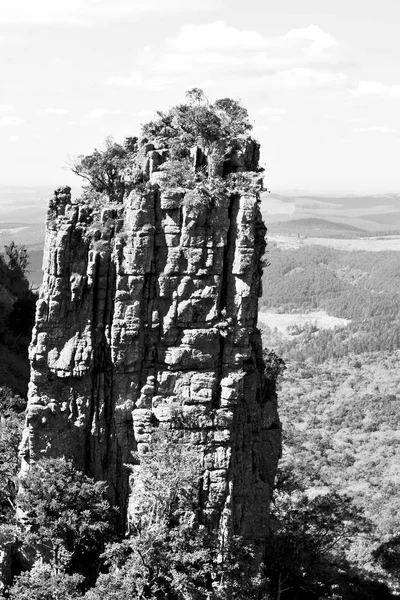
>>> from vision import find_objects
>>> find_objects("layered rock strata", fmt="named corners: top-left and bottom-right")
top-left (20, 137), bottom-right (281, 542)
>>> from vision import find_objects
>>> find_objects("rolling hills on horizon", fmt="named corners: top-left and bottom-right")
top-left (267, 217), bottom-right (367, 238)
top-left (261, 191), bottom-right (400, 232)
top-left (1, 186), bottom-right (400, 287)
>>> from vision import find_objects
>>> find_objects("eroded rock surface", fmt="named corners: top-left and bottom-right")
top-left (21, 131), bottom-right (280, 542)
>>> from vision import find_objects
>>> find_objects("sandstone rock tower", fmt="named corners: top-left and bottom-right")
top-left (20, 94), bottom-right (280, 542)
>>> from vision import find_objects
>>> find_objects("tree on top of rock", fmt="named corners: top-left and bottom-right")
top-left (142, 89), bottom-right (252, 155)
top-left (68, 136), bottom-right (137, 201)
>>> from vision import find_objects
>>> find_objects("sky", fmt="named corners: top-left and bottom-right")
top-left (1, 0), bottom-right (400, 193)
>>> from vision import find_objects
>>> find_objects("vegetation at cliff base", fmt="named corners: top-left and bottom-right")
top-left (2, 426), bottom-right (396, 599)
top-left (1, 433), bottom-right (266, 599)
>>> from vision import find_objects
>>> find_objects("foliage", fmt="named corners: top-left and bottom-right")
top-left (84, 428), bottom-right (264, 600)
top-left (0, 405), bottom-right (24, 518)
top-left (259, 236), bottom-right (400, 595)
top-left (84, 523), bottom-right (216, 600)
top-left (373, 535), bottom-right (400, 584)
top-left (68, 91), bottom-right (256, 214)
top-left (263, 348), bottom-right (286, 383)
top-left (213, 97), bottom-right (253, 139)
top-left (128, 429), bottom-right (201, 531)
top-left (142, 89), bottom-right (253, 177)
top-left (4, 242), bottom-right (29, 279)
top-left (260, 245), bottom-right (400, 361)
top-left (0, 245), bottom-right (37, 396)
top-left (157, 158), bottom-right (200, 190)
top-left (267, 478), bottom-right (372, 599)
top-left (68, 136), bottom-right (138, 201)
top-left (272, 352), bottom-right (400, 537)
top-left (8, 562), bottom-right (84, 600)
top-left (0, 386), bottom-right (25, 415)
top-left (17, 458), bottom-right (115, 578)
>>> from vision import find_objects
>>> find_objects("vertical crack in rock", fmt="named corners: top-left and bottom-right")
top-left (88, 252), bottom-right (117, 485)
top-left (21, 114), bottom-right (281, 551)
top-left (214, 193), bottom-right (238, 411)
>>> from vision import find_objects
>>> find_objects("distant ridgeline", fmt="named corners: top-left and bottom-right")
top-left (21, 91), bottom-right (280, 545)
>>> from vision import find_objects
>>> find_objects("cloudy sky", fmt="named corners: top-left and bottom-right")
top-left (1, 0), bottom-right (400, 192)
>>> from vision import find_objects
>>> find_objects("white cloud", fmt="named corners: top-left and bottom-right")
top-left (0, 104), bottom-right (14, 113)
top-left (152, 48), bottom-right (344, 77)
top-left (9, 135), bottom-right (19, 142)
top-left (283, 24), bottom-right (337, 56)
top-left (0, 0), bottom-right (219, 25)
top-left (248, 68), bottom-right (349, 91)
top-left (256, 106), bottom-right (286, 123)
top-left (96, 0), bottom-right (220, 18)
top-left (105, 71), bottom-right (143, 88)
top-left (354, 126), bottom-right (396, 133)
top-left (85, 108), bottom-right (121, 119)
top-left (167, 22), bottom-right (337, 57)
top-left (257, 107), bottom-right (286, 117)
top-left (130, 109), bottom-right (157, 119)
top-left (167, 21), bottom-right (271, 52)
top-left (278, 68), bottom-right (348, 89)
top-left (353, 81), bottom-right (400, 99)
top-left (107, 22), bottom-right (347, 94)
top-left (105, 71), bottom-right (173, 91)
top-left (42, 108), bottom-right (68, 115)
top-left (0, 116), bottom-right (24, 126)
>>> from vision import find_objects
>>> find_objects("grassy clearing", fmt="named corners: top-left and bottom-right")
top-left (269, 235), bottom-right (400, 251)
top-left (258, 309), bottom-right (350, 338)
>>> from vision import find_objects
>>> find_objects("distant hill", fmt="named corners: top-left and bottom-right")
top-left (0, 223), bottom-right (46, 246)
top-left (360, 211), bottom-right (400, 227)
top-left (298, 193), bottom-right (400, 210)
top-left (268, 217), bottom-right (366, 238)
top-left (262, 192), bottom-right (400, 233)
top-left (0, 187), bottom-right (53, 224)
top-left (2, 188), bottom-right (400, 286)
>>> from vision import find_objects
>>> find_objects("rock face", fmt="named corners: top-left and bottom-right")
top-left (20, 125), bottom-right (280, 543)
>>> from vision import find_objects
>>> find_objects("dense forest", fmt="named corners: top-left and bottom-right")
top-left (259, 240), bottom-right (400, 597)
top-left (277, 352), bottom-right (400, 538)
top-left (261, 245), bottom-right (400, 361)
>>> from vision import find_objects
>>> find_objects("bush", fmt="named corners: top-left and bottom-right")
top-left (18, 459), bottom-right (116, 580)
